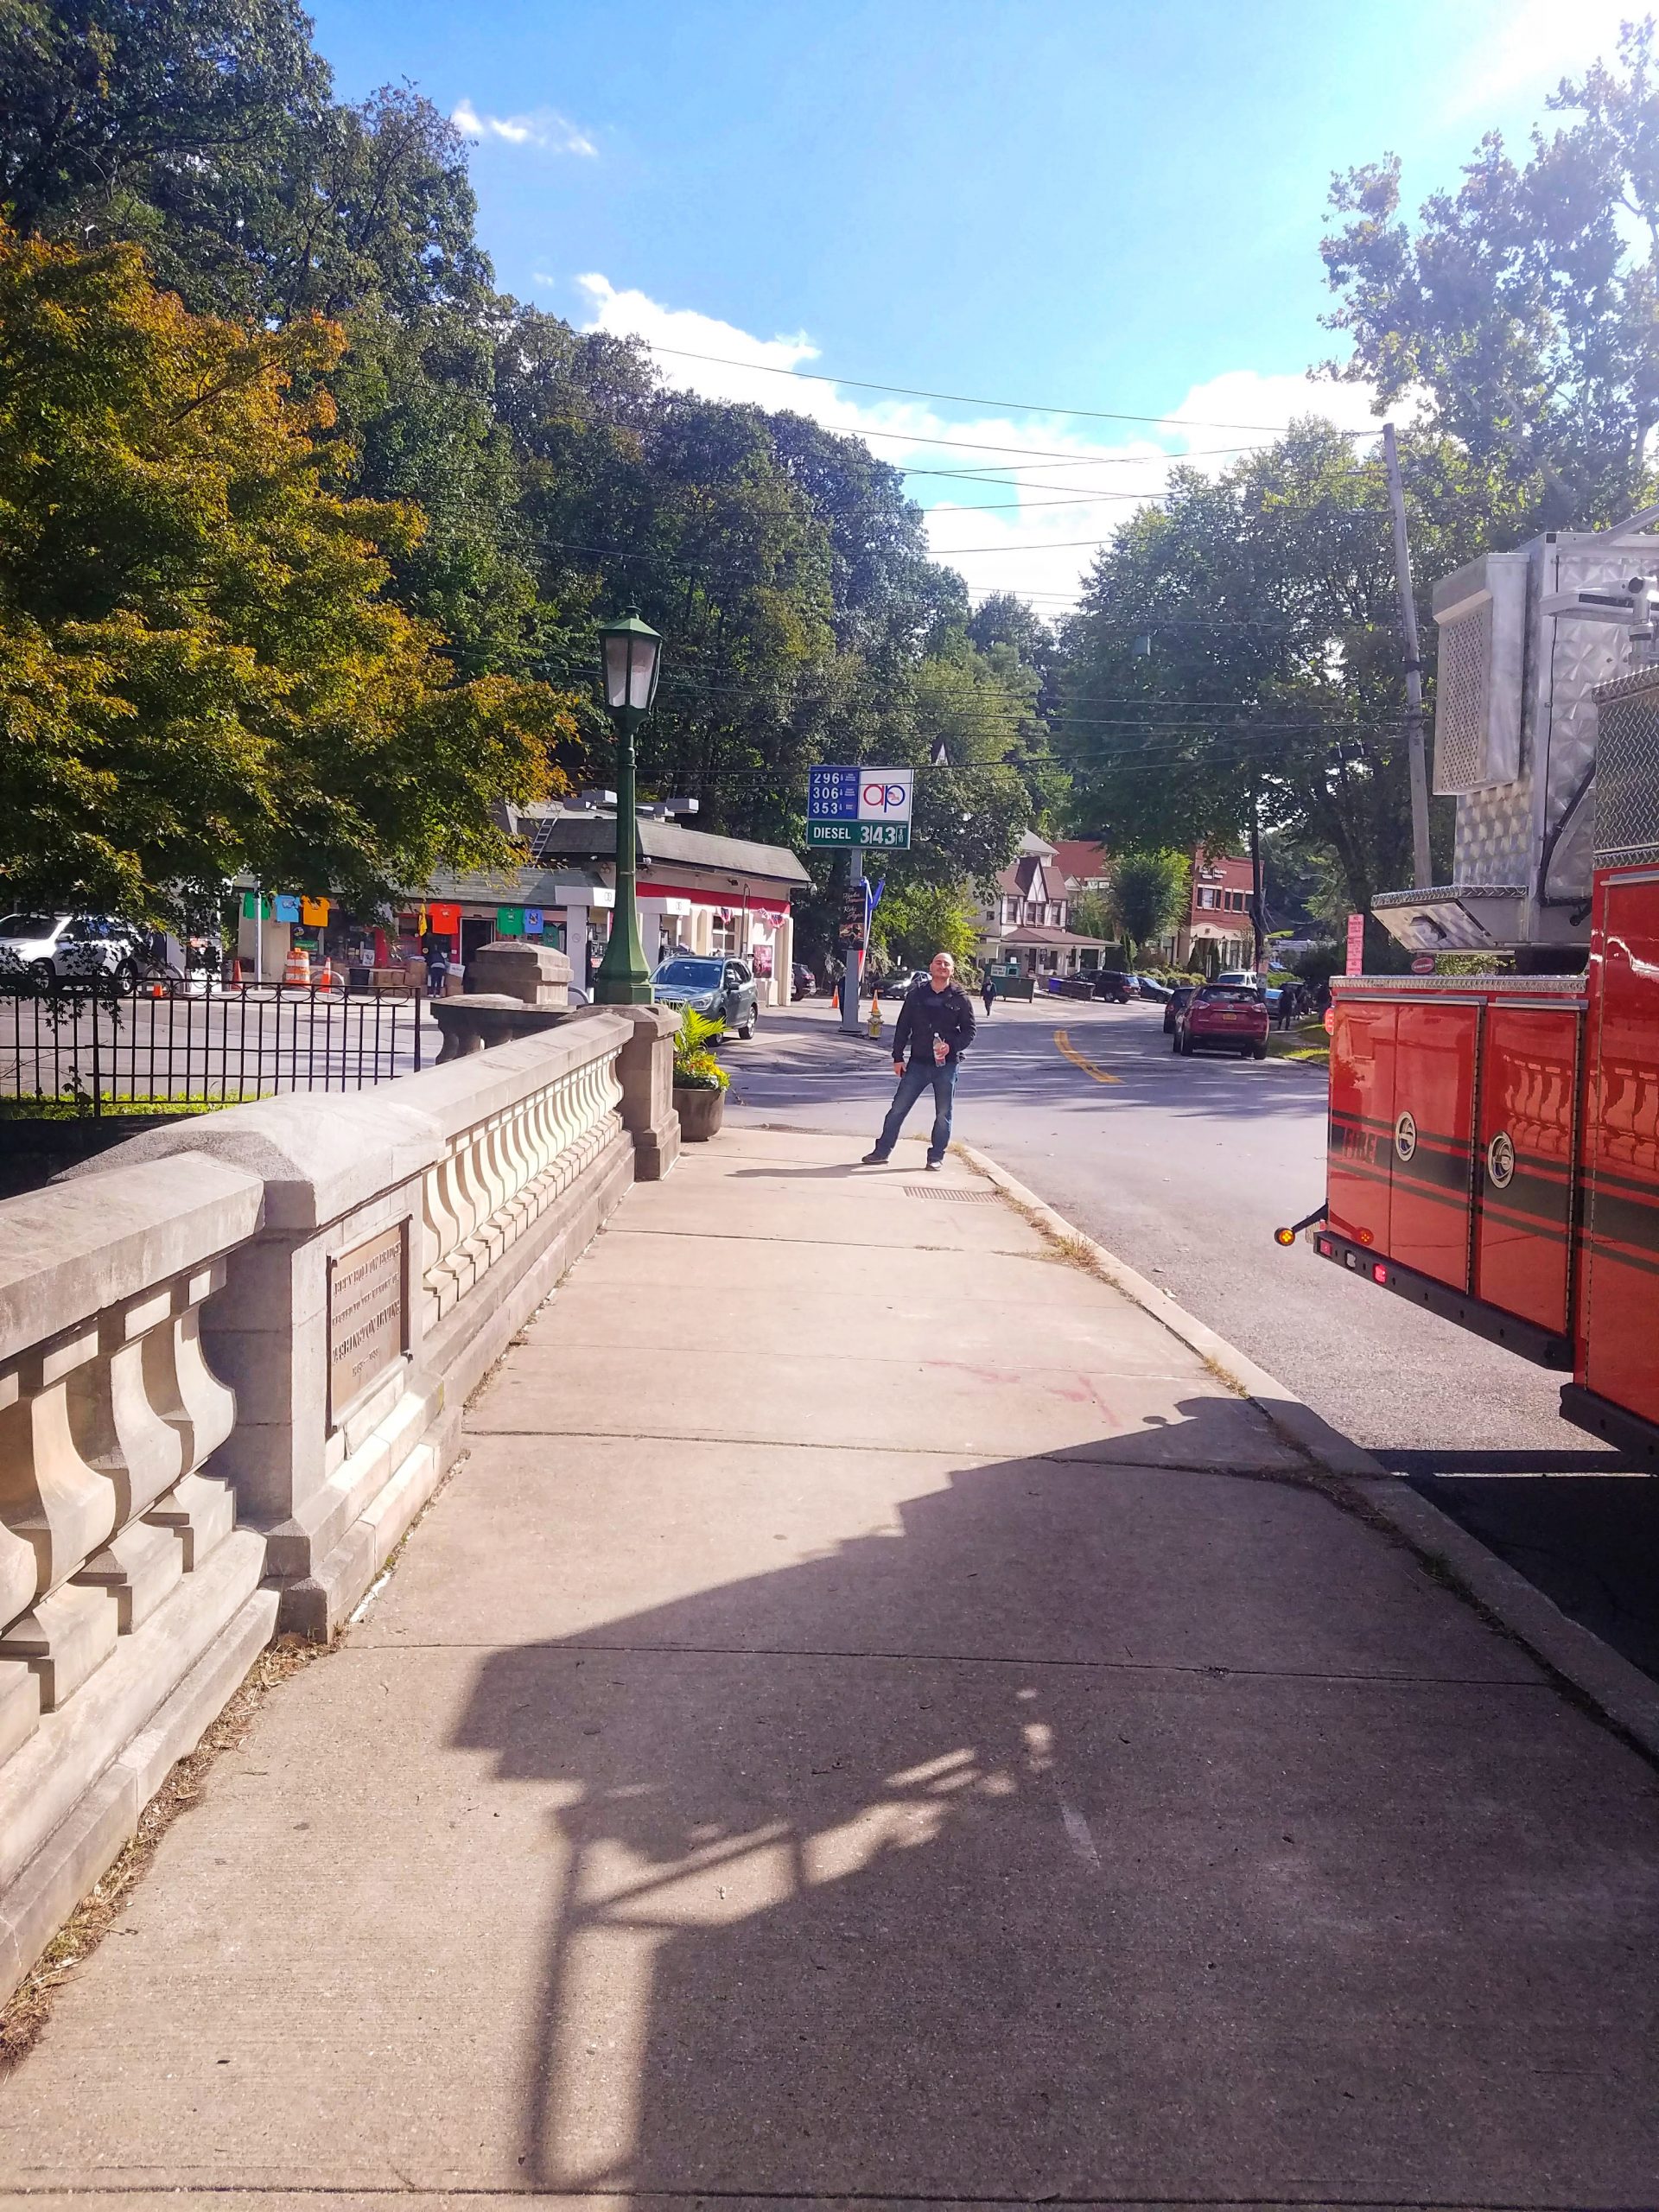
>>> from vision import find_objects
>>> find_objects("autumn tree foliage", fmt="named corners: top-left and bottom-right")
top-left (0, 229), bottom-right (572, 920)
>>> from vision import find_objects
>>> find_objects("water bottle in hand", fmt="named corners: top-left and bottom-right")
top-left (933, 1035), bottom-right (949, 1065)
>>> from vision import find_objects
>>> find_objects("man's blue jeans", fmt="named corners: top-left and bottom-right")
top-left (874, 1056), bottom-right (958, 1162)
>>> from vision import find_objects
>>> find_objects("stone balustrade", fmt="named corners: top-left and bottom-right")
top-left (0, 1008), bottom-right (679, 2005)
top-left (423, 1036), bottom-right (623, 1328)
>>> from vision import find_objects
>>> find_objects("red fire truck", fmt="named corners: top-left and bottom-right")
top-left (1300, 512), bottom-right (1659, 1467)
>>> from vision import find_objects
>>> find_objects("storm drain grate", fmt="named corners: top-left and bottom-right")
top-left (903, 1184), bottom-right (1001, 1203)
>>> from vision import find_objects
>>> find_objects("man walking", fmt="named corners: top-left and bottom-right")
top-left (981, 969), bottom-right (996, 1017)
top-left (861, 950), bottom-right (976, 1170)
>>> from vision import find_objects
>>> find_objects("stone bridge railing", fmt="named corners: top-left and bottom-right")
top-left (0, 1005), bottom-right (678, 2002)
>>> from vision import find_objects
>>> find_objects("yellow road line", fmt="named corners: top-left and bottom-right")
top-left (1053, 1027), bottom-right (1121, 1085)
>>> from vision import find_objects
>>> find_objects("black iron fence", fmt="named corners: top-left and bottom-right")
top-left (0, 980), bottom-right (426, 1111)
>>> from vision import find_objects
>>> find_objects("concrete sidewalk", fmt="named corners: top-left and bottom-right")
top-left (2, 1127), bottom-right (1657, 2207)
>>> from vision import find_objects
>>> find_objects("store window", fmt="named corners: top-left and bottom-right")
top-left (1197, 886), bottom-right (1219, 909)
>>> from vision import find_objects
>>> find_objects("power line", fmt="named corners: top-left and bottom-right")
top-left (647, 669), bottom-right (1415, 729)
top-left (641, 343), bottom-right (1382, 437)
top-left (906, 472), bottom-right (1171, 499)
top-left (833, 425), bottom-right (1247, 464)
top-left (924, 537), bottom-right (1119, 555)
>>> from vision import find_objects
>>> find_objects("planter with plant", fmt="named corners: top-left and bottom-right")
top-left (671, 1006), bottom-right (730, 1140)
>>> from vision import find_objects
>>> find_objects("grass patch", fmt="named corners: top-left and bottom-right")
top-left (1264, 1021), bottom-right (1330, 1067)
top-left (0, 1094), bottom-right (239, 1121)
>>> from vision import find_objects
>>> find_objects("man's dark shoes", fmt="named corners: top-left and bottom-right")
top-left (861, 1150), bottom-right (889, 1165)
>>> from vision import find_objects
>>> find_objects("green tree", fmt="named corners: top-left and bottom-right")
top-left (1062, 421), bottom-right (1472, 929)
top-left (0, 0), bottom-right (326, 248)
top-left (0, 228), bottom-right (574, 922)
top-left (3, 3), bottom-right (489, 326)
top-left (327, 304), bottom-right (543, 679)
top-left (1321, 20), bottom-right (1659, 528)
top-left (1066, 887), bottom-right (1116, 943)
top-left (1107, 851), bottom-right (1187, 963)
top-left (870, 880), bottom-right (979, 972)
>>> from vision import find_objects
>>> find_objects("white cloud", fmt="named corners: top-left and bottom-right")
top-left (575, 276), bottom-right (1393, 607)
top-left (1441, 0), bottom-right (1630, 116)
top-left (451, 99), bottom-right (597, 156)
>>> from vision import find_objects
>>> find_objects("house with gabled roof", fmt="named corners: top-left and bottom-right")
top-left (974, 832), bottom-right (1114, 980)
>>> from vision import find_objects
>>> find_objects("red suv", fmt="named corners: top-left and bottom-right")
top-left (1173, 982), bottom-right (1269, 1059)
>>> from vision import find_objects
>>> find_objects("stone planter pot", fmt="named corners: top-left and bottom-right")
top-left (673, 1084), bottom-right (726, 1141)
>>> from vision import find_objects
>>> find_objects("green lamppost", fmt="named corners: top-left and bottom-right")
top-left (592, 607), bottom-right (662, 1006)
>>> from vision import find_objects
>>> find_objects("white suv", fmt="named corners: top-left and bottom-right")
top-left (0, 912), bottom-right (146, 990)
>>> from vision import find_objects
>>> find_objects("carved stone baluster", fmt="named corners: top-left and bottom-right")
top-left (0, 1332), bottom-right (121, 1706)
top-left (475, 1115), bottom-right (512, 1265)
top-left (68, 1292), bottom-right (188, 1634)
top-left (426, 1139), bottom-right (470, 1316)
top-left (448, 1122), bottom-right (491, 1296)
top-left (0, 1332), bottom-right (115, 1601)
top-left (143, 1265), bottom-right (235, 1470)
top-left (520, 1085), bottom-right (552, 1205)
top-left (529, 1084), bottom-right (557, 1177)
top-left (552, 1068), bottom-right (582, 1192)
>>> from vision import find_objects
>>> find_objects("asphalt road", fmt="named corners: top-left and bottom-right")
top-left (728, 991), bottom-right (1659, 1680)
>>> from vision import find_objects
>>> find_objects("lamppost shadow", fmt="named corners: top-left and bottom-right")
top-left (449, 1395), bottom-right (1659, 2203)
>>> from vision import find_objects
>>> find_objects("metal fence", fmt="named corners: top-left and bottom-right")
top-left (0, 981), bottom-right (426, 1111)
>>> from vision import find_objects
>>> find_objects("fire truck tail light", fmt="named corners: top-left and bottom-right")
top-left (1316, 1236), bottom-right (1333, 1257)
top-left (1372, 1263), bottom-right (1389, 1285)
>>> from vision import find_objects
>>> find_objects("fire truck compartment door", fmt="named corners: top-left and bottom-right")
top-left (1583, 869), bottom-right (1659, 1427)
top-left (1475, 1004), bottom-right (1580, 1335)
top-left (1389, 1001), bottom-right (1480, 1290)
top-left (1328, 999), bottom-right (1395, 1254)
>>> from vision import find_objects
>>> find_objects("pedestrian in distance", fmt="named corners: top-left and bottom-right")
top-left (981, 969), bottom-right (996, 1017)
top-left (861, 950), bottom-right (976, 1171)
top-left (421, 926), bottom-right (451, 997)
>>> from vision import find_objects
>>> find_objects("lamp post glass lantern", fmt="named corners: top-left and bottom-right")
top-left (593, 610), bottom-right (661, 1006)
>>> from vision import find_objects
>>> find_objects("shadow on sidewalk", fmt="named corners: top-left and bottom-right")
top-left (451, 1397), bottom-right (1659, 2204)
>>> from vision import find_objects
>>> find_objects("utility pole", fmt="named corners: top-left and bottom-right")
top-left (1383, 422), bottom-right (1433, 890)
top-left (840, 847), bottom-right (864, 1035)
top-left (1248, 788), bottom-right (1267, 969)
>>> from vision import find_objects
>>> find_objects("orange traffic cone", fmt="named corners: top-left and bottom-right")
top-left (316, 957), bottom-right (335, 993)
top-left (283, 944), bottom-right (310, 988)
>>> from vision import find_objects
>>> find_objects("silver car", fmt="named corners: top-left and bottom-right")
top-left (650, 954), bottom-right (760, 1039)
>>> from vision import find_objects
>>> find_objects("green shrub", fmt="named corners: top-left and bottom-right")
top-left (672, 1006), bottom-right (730, 1093)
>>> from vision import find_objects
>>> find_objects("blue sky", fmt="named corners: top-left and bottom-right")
top-left (308, 0), bottom-right (1637, 606)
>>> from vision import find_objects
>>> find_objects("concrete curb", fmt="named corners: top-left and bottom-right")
top-left (957, 1140), bottom-right (1659, 1764)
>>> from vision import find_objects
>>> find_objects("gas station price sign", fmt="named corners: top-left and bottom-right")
top-left (807, 766), bottom-right (913, 849)
top-left (807, 820), bottom-right (911, 848)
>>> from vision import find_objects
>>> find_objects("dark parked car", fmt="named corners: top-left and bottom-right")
top-left (1161, 983), bottom-right (1198, 1033)
top-left (1173, 982), bottom-right (1270, 1059)
top-left (1136, 975), bottom-right (1173, 1002)
top-left (791, 963), bottom-right (816, 999)
top-left (1092, 969), bottom-right (1135, 1003)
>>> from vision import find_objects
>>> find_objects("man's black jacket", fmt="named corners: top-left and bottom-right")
top-left (893, 982), bottom-right (977, 1066)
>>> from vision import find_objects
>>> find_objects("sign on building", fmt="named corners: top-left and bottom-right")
top-left (1345, 912), bottom-right (1365, 976)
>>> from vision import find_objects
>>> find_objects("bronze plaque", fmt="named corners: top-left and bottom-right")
top-left (328, 1222), bottom-right (407, 1424)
